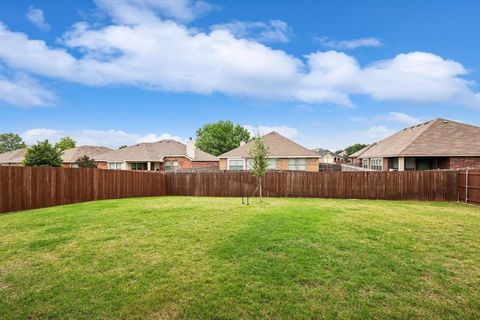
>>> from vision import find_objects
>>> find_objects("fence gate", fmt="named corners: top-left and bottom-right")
top-left (458, 170), bottom-right (480, 204)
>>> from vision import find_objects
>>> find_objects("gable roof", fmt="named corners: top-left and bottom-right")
top-left (219, 132), bottom-right (320, 158)
top-left (61, 146), bottom-right (113, 163)
top-left (349, 144), bottom-right (373, 158)
top-left (313, 148), bottom-right (341, 158)
top-left (95, 140), bottom-right (218, 162)
top-left (0, 148), bottom-right (26, 164)
top-left (359, 118), bottom-right (480, 158)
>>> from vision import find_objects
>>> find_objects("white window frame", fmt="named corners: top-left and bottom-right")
top-left (362, 159), bottom-right (369, 169)
top-left (288, 158), bottom-right (306, 171)
top-left (228, 159), bottom-right (244, 171)
top-left (371, 158), bottom-right (383, 171)
top-left (108, 162), bottom-right (123, 170)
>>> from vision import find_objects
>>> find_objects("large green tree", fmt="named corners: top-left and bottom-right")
top-left (0, 133), bottom-right (26, 153)
top-left (75, 155), bottom-right (97, 168)
top-left (249, 135), bottom-right (269, 202)
top-left (344, 143), bottom-right (369, 157)
top-left (55, 137), bottom-right (76, 152)
top-left (195, 121), bottom-right (251, 156)
top-left (24, 140), bottom-right (63, 167)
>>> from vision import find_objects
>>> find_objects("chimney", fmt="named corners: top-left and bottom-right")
top-left (186, 137), bottom-right (195, 159)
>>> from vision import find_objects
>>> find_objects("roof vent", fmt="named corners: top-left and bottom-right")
top-left (443, 120), bottom-right (449, 124)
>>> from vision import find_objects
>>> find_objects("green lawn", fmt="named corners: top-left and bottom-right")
top-left (1, 197), bottom-right (480, 319)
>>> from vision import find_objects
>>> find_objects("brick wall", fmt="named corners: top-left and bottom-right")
top-left (449, 157), bottom-right (480, 169)
top-left (97, 162), bottom-right (108, 169)
top-left (163, 157), bottom-right (218, 171)
top-left (219, 159), bottom-right (227, 170)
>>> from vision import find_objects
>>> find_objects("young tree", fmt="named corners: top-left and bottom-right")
top-left (249, 135), bottom-right (269, 202)
top-left (196, 120), bottom-right (251, 156)
top-left (24, 140), bottom-right (63, 167)
top-left (55, 137), bottom-right (76, 152)
top-left (0, 133), bottom-right (27, 153)
top-left (344, 143), bottom-right (368, 157)
top-left (75, 155), bottom-right (97, 168)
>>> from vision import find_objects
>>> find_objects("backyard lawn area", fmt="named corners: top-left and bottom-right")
top-left (1, 197), bottom-right (479, 319)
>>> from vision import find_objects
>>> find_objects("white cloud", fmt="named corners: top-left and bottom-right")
top-left (21, 128), bottom-right (186, 148)
top-left (95, 0), bottom-right (214, 24)
top-left (243, 125), bottom-right (300, 140)
top-left (0, 70), bottom-right (56, 106)
top-left (26, 6), bottom-right (50, 31)
top-left (0, 1), bottom-right (478, 108)
top-left (211, 20), bottom-right (290, 43)
top-left (316, 37), bottom-right (382, 50)
top-left (376, 112), bottom-right (421, 126)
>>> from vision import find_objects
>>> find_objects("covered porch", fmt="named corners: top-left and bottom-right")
top-left (387, 157), bottom-right (450, 171)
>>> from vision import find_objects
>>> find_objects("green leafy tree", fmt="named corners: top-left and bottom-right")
top-left (0, 133), bottom-right (26, 153)
top-left (249, 135), bottom-right (269, 202)
top-left (345, 143), bottom-right (368, 157)
top-left (75, 155), bottom-right (97, 168)
top-left (24, 140), bottom-right (63, 167)
top-left (55, 137), bottom-right (76, 152)
top-left (195, 121), bottom-right (251, 156)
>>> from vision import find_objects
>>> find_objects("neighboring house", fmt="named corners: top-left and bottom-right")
top-left (95, 139), bottom-right (218, 172)
top-left (61, 146), bottom-right (113, 168)
top-left (0, 148), bottom-right (26, 166)
top-left (0, 146), bottom-right (112, 167)
top-left (348, 144), bottom-right (373, 166)
top-left (354, 118), bottom-right (480, 171)
top-left (313, 148), bottom-right (343, 163)
top-left (219, 132), bottom-right (321, 172)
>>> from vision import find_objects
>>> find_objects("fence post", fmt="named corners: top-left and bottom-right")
top-left (465, 170), bottom-right (469, 204)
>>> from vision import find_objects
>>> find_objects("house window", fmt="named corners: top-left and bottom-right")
top-left (371, 158), bottom-right (383, 171)
top-left (406, 157), bottom-right (416, 171)
top-left (288, 158), bottom-right (306, 171)
top-left (267, 159), bottom-right (277, 170)
top-left (362, 159), bottom-right (369, 169)
top-left (165, 160), bottom-right (179, 172)
top-left (71, 163), bottom-right (79, 168)
top-left (391, 158), bottom-right (399, 171)
top-left (246, 158), bottom-right (277, 170)
top-left (108, 162), bottom-right (123, 170)
top-left (228, 159), bottom-right (244, 171)
top-left (131, 162), bottom-right (148, 171)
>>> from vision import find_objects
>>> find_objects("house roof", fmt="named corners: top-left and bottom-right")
top-left (95, 140), bottom-right (218, 162)
top-left (313, 148), bottom-right (341, 158)
top-left (0, 148), bottom-right (26, 164)
top-left (219, 132), bottom-right (320, 158)
top-left (61, 146), bottom-right (113, 163)
top-left (349, 144), bottom-right (373, 158)
top-left (358, 118), bottom-right (480, 158)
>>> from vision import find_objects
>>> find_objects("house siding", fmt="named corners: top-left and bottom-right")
top-left (221, 157), bottom-right (319, 172)
top-left (219, 158), bottom-right (227, 170)
top-left (449, 157), bottom-right (480, 169)
top-left (162, 156), bottom-right (218, 171)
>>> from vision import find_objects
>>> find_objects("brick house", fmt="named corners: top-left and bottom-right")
top-left (219, 132), bottom-right (321, 172)
top-left (95, 139), bottom-right (218, 172)
top-left (0, 146), bottom-right (111, 167)
top-left (313, 148), bottom-right (343, 163)
top-left (351, 118), bottom-right (480, 171)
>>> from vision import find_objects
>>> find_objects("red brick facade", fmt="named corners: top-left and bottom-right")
top-left (162, 157), bottom-right (218, 171)
top-left (448, 157), bottom-right (480, 169)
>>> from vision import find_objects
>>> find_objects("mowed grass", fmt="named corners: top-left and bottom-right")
top-left (1, 197), bottom-right (480, 319)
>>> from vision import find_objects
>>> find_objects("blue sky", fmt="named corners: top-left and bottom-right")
top-left (1, 0), bottom-right (479, 150)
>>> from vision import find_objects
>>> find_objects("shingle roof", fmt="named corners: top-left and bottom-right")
top-left (349, 144), bottom-right (373, 158)
top-left (358, 118), bottom-right (480, 158)
top-left (61, 146), bottom-right (113, 163)
top-left (0, 148), bottom-right (26, 164)
top-left (95, 140), bottom-right (218, 162)
top-left (219, 132), bottom-right (320, 158)
top-left (313, 148), bottom-right (341, 158)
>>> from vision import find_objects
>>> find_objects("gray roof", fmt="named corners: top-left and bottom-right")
top-left (95, 140), bottom-right (218, 162)
top-left (61, 146), bottom-right (113, 163)
top-left (313, 148), bottom-right (341, 158)
top-left (0, 148), bottom-right (26, 164)
top-left (219, 132), bottom-right (320, 158)
top-left (358, 118), bottom-right (480, 158)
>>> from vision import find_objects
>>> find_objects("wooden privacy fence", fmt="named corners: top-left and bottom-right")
top-left (166, 170), bottom-right (458, 201)
top-left (0, 167), bottom-right (464, 214)
top-left (0, 167), bottom-right (166, 213)
top-left (458, 170), bottom-right (480, 205)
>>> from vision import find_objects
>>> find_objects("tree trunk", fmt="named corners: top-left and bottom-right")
top-left (259, 180), bottom-right (262, 202)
